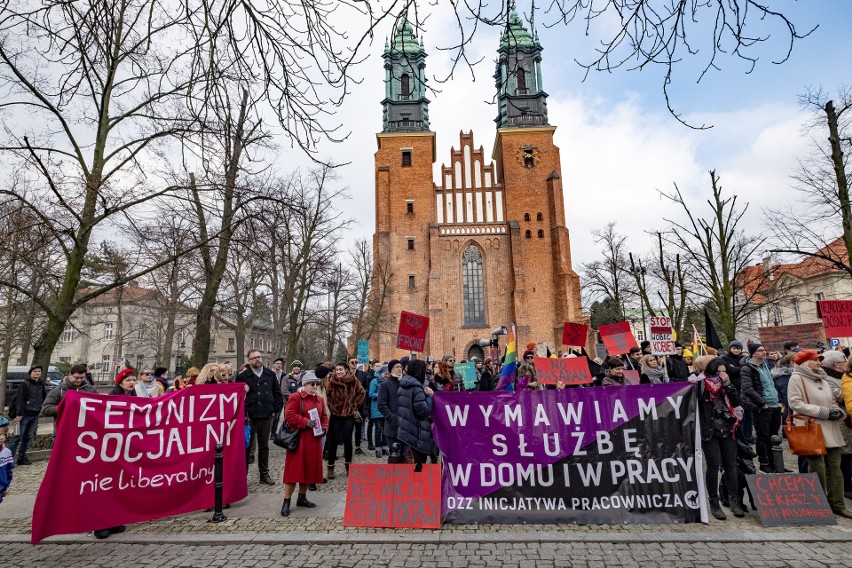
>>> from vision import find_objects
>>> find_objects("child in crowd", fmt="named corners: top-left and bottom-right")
top-left (0, 416), bottom-right (13, 503)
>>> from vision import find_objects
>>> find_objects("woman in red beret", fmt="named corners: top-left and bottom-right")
top-left (788, 350), bottom-right (852, 518)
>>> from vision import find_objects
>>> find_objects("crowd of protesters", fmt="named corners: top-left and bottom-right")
top-left (3, 336), bottom-right (852, 534)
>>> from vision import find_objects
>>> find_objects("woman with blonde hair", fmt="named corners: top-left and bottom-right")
top-left (215, 363), bottom-right (235, 383)
top-left (185, 366), bottom-right (200, 386)
top-left (196, 363), bottom-right (220, 385)
top-left (639, 355), bottom-right (665, 384)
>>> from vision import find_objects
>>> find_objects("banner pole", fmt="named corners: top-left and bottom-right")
top-left (209, 443), bottom-right (227, 523)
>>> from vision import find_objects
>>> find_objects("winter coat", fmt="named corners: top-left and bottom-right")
top-left (665, 355), bottom-right (691, 383)
top-left (282, 391), bottom-right (329, 484)
top-left (282, 371), bottom-right (304, 396)
top-left (12, 378), bottom-right (46, 417)
top-left (740, 360), bottom-right (776, 411)
top-left (109, 386), bottom-right (137, 396)
top-left (326, 371), bottom-right (366, 417)
top-left (134, 379), bottom-right (164, 398)
top-left (601, 372), bottom-right (627, 387)
top-left (478, 369), bottom-right (494, 391)
top-left (823, 369), bottom-right (852, 454)
top-left (356, 369), bottom-right (372, 415)
top-left (772, 366), bottom-right (793, 409)
top-left (236, 366), bottom-right (284, 421)
top-left (369, 376), bottom-right (384, 419)
top-left (721, 352), bottom-right (744, 392)
top-left (696, 378), bottom-right (741, 443)
top-left (42, 378), bottom-right (98, 417)
top-left (788, 368), bottom-right (847, 449)
top-left (842, 373), bottom-right (852, 418)
top-left (377, 375), bottom-right (401, 438)
top-left (396, 375), bottom-right (434, 455)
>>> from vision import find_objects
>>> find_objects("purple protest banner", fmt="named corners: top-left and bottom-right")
top-left (431, 384), bottom-right (706, 524)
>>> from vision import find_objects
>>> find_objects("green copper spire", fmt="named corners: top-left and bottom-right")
top-left (386, 12), bottom-right (424, 55)
top-left (499, 8), bottom-right (538, 50)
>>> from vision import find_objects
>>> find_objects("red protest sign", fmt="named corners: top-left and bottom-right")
top-left (396, 310), bottom-right (429, 352)
top-left (623, 370), bottom-right (641, 385)
top-left (343, 464), bottom-right (441, 528)
top-left (746, 473), bottom-right (836, 527)
top-left (534, 356), bottom-right (593, 386)
top-left (817, 300), bottom-right (852, 338)
top-left (31, 384), bottom-right (248, 544)
top-left (562, 322), bottom-right (588, 347)
top-left (599, 321), bottom-right (638, 355)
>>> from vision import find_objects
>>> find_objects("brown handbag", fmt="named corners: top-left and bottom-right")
top-left (784, 376), bottom-right (827, 457)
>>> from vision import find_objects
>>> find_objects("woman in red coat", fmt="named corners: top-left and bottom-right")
top-left (281, 371), bottom-right (328, 517)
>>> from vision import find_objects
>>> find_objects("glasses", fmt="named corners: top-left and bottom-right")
top-left (524, 355), bottom-right (534, 360)
top-left (141, 372), bottom-right (152, 375)
top-left (249, 356), bottom-right (262, 360)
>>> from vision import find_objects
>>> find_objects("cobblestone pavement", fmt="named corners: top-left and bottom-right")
top-left (2, 541), bottom-right (852, 568)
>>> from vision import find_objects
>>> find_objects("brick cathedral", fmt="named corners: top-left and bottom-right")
top-left (369, 11), bottom-right (584, 361)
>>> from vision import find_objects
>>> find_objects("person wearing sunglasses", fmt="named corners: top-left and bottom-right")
top-left (517, 350), bottom-right (541, 390)
top-left (135, 368), bottom-right (164, 398)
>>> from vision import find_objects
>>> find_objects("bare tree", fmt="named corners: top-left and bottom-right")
top-left (662, 170), bottom-right (771, 342)
top-left (629, 233), bottom-right (690, 338)
top-left (768, 88), bottom-right (852, 274)
top-left (581, 223), bottom-right (636, 320)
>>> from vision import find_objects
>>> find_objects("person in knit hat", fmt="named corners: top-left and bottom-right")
top-left (740, 343), bottom-right (780, 472)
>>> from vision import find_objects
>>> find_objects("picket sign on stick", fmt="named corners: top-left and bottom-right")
top-left (534, 356), bottom-right (593, 386)
top-left (648, 316), bottom-right (676, 355)
top-left (562, 322), bottom-right (588, 347)
top-left (599, 321), bottom-right (638, 355)
top-left (396, 311), bottom-right (429, 353)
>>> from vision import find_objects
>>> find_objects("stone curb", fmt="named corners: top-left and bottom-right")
top-left (6, 528), bottom-right (852, 546)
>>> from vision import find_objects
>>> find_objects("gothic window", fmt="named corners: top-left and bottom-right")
top-left (524, 213), bottom-right (531, 222)
top-left (408, 275), bottom-right (415, 289)
top-left (525, 230), bottom-right (531, 238)
top-left (516, 68), bottom-right (527, 93)
top-left (402, 150), bottom-right (412, 167)
top-left (400, 74), bottom-right (410, 98)
top-left (406, 200), bottom-right (414, 213)
top-left (536, 212), bottom-right (543, 221)
top-left (463, 245), bottom-right (485, 326)
top-left (538, 229), bottom-right (544, 238)
top-left (407, 238), bottom-right (414, 250)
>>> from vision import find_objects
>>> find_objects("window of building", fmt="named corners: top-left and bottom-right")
top-left (137, 327), bottom-right (144, 340)
top-left (523, 147), bottom-right (534, 167)
top-left (177, 330), bottom-right (186, 349)
top-left (402, 150), bottom-right (412, 167)
top-left (815, 292), bottom-right (825, 303)
top-left (227, 337), bottom-right (235, 352)
top-left (793, 298), bottom-right (801, 323)
top-left (104, 323), bottom-right (113, 341)
top-left (462, 245), bottom-right (485, 326)
top-left (537, 229), bottom-right (544, 238)
top-left (407, 238), bottom-right (414, 250)
top-left (536, 212), bottom-right (543, 221)
top-left (408, 275), bottom-right (415, 289)
top-left (406, 200), bottom-right (414, 214)
top-left (524, 213), bottom-right (530, 222)
top-left (773, 303), bottom-right (783, 326)
top-left (60, 356), bottom-right (71, 363)
top-left (635, 331), bottom-right (645, 342)
top-left (400, 74), bottom-right (410, 98)
top-left (525, 230), bottom-right (531, 238)
top-left (516, 67), bottom-right (527, 93)
top-left (62, 323), bottom-right (74, 343)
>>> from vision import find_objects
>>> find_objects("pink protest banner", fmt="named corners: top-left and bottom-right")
top-left (562, 322), bottom-right (588, 347)
top-left (31, 384), bottom-right (247, 543)
top-left (599, 321), bottom-right (638, 356)
top-left (817, 300), bottom-right (852, 338)
top-left (534, 356), bottom-right (593, 386)
top-left (396, 310), bottom-right (430, 352)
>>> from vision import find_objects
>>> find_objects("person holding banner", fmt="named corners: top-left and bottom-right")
top-left (517, 350), bottom-right (541, 391)
top-left (280, 371), bottom-right (328, 517)
top-left (601, 357), bottom-right (628, 386)
top-left (396, 360), bottom-right (434, 472)
top-left (639, 355), bottom-right (665, 384)
top-left (697, 358), bottom-right (744, 520)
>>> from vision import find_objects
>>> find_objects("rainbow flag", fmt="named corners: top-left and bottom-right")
top-left (494, 324), bottom-right (517, 391)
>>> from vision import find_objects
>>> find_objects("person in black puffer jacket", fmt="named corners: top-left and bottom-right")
top-left (396, 359), bottom-right (434, 471)
top-left (377, 360), bottom-right (402, 459)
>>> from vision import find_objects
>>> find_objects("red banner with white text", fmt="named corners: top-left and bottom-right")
top-left (31, 384), bottom-right (247, 543)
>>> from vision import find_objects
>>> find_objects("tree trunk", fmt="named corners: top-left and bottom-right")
top-left (825, 101), bottom-right (852, 273)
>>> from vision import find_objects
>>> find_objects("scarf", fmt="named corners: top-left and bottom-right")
top-left (641, 365), bottom-right (665, 384)
top-left (137, 379), bottom-right (157, 397)
top-left (703, 375), bottom-right (740, 438)
top-left (793, 364), bottom-right (828, 383)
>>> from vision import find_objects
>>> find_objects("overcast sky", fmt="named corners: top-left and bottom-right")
top-left (275, 1), bottom-right (852, 268)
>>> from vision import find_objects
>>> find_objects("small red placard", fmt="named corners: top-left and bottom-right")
top-left (534, 356), bottom-right (593, 386)
top-left (599, 321), bottom-right (638, 355)
top-left (562, 322), bottom-right (588, 347)
top-left (343, 464), bottom-right (441, 528)
top-left (817, 300), bottom-right (852, 338)
top-left (396, 311), bottom-right (429, 353)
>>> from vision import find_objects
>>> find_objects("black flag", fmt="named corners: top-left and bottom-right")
top-left (704, 310), bottom-right (723, 349)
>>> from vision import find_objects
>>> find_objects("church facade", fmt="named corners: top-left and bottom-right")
top-left (369, 12), bottom-right (584, 361)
